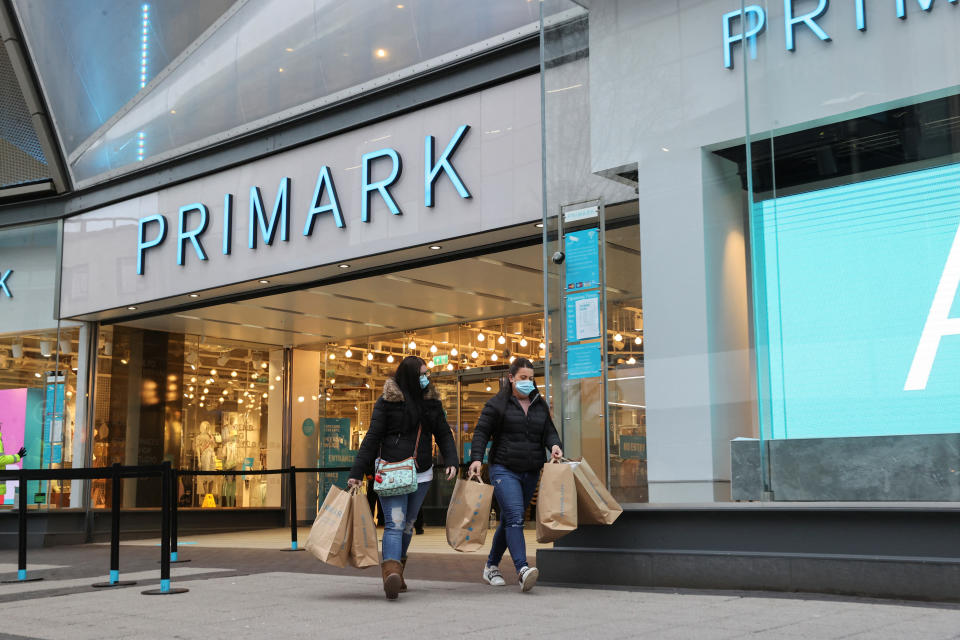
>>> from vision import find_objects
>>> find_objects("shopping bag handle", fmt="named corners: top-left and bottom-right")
top-left (466, 470), bottom-right (485, 484)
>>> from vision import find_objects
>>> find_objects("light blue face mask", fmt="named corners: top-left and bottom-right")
top-left (419, 374), bottom-right (430, 389)
top-left (515, 379), bottom-right (535, 397)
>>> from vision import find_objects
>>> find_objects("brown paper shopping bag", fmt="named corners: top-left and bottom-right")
top-left (536, 460), bottom-right (578, 542)
top-left (306, 485), bottom-right (353, 567)
top-left (571, 457), bottom-right (623, 525)
top-left (349, 487), bottom-right (380, 568)
top-left (445, 475), bottom-right (494, 552)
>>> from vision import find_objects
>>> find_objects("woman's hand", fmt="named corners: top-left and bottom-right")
top-left (445, 466), bottom-right (458, 480)
top-left (347, 477), bottom-right (361, 489)
top-left (551, 445), bottom-right (563, 460)
top-left (468, 461), bottom-right (482, 477)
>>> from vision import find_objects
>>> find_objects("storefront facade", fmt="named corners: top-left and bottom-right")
top-left (3, 0), bottom-right (960, 599)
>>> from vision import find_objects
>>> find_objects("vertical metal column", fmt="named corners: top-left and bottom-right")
top-left (142, 462), bottom-right (188, 595)
top-left (92, 463), bottom-right (135, 587)
top-left (283, 466), bottom-right (303, 551)
top-left (1, 471), bottom-right (43, 583)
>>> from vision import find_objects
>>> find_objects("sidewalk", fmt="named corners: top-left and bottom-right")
top-left (1, 533), bottom-right (960, 639)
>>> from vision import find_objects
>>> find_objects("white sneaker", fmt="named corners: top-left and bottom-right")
top-left (518, 566), bottom-right (539, 592)
top-left (482, 564), bottom-right (506, 586)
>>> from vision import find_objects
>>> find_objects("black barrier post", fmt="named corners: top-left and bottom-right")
top-left (143, 462), bottom-right (188, 595)
top-left (168, 468), bottom-right (189, 563)
top-left (1, 471), bottom-right (42, 583)
top-left (93, 463), bottom-right (136, 588)
top-left (283, 466), bottom-right (304, 552)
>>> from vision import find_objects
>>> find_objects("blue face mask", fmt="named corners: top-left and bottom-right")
top-left (419, 374), bottom-right (430, 389)
top-left (515, 380), bottom-right (535, 397)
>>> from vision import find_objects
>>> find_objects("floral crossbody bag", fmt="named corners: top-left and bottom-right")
top-left (373, 424), bottom-right (422, 497)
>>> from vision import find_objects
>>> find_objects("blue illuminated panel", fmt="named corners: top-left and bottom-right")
top-left (753, 163), bottom-right (960, 439)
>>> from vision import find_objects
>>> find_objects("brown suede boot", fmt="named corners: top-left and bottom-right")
top-left (381, 560), bottom-right (403, 600)
top-left (400, 556), bottom-right (408, 593)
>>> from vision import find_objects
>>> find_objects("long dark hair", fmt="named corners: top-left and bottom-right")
top-left (496, 357), bottom-right (536, 400)
top-left (394, 356), bottom-right (426, 429)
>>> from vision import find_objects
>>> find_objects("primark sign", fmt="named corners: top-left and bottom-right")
top-left (722, 0), bottom-right (957, 68)
top-left (136, 125), bottom-right (470, 276)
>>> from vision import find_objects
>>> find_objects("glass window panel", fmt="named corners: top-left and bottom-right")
top-left (13, 0), bottom-right (539, 187)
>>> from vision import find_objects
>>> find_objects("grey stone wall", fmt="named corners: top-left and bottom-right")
top-left (731, 434), bottom-right (960, 501)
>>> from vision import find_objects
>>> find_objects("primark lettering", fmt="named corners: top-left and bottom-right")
top-left (136, 125), bottom-right (471, 275)
top-left (723, 0), bottom-right (958, 68)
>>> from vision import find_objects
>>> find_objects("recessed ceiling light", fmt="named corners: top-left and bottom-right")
top-left (127, 306), bottom-right (137, 310)
top-left (535, 223), bottom-right (544, 228)
top-left (259, 279), bottom-right (270, 284)
top-left (429, 245), bottom-right (442, 250)
top-left (375, 48), bottom-right (388, 58)
top-left (285, 47), bottom-right (294, 52)
top-left (338, 264), bottom-right (350, 269)
top-left (189, 293), bottom-right (199, 298)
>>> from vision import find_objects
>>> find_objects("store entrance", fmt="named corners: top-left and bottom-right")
top-left (92, 239), bottom-right (548, 515)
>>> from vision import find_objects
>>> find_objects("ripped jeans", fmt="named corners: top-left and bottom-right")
top-left (379, 481), bottom-right (431, 562)
top-left (487, 464), bottom-right (540, 572)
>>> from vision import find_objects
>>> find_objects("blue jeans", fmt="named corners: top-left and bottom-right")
top-left (379, 481), bottom-right (431, 562)
top-left (487, 464), bottom-right (540, 573)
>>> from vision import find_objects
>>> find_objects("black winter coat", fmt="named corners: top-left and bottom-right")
top-left (470, 388), bottom-right (562, 473)
top-left (349, 378), bottom-right (459, 479)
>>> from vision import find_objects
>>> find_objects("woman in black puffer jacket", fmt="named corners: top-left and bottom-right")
top-left (348, 356), bottom-right (458, 600)
top-left (468, 357), bottom-right (562, 593)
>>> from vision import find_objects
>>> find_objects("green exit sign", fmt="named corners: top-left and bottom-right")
top-left (432, 355), bottom-right (449, 366)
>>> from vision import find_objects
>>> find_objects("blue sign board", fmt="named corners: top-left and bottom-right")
top-left (564, 228), bottom-right (600, 291)
top-left (566, 291), bottom-right (601, 342)
top-left (566, 342), bottom-right (602, 380)
top-left (301, 418), bottom-right (316, 437)
top-left (753, 162), bottom-right (960, 440)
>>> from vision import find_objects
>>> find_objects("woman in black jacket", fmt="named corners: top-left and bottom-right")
top-left (348, 356), bottom-right (458, 600)
top-left (468, 357), bottom-right (562, 592)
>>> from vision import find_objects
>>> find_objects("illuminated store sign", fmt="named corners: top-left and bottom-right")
top-left (136, 125), bottom-right (471, 275)
top-left (752, 162), bottom-right (960, 440)
top-left (723, 0), bottom-right (958, 68)
top-left (0, 269), bottom-right (11, 298)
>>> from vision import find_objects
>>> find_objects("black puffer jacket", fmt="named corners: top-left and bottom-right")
top-left (349, 378), bottom-right (458, 479)
top-left (470, 388), bottom-right (561, 472)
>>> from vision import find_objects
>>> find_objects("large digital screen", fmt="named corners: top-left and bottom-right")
top-left (753, 162), bottom-right (960, 439)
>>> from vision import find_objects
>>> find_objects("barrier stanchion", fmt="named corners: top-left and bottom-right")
top-left (142, 462), bottom-right (188, 595)
top-left (93, 464), bottom-right (136, 588)
top-left (283, 466), bottom-right (304, 552)
top-left (1, 471), bottom-right (42, 583)
top-left (166, 469), bottom-right (189, 564)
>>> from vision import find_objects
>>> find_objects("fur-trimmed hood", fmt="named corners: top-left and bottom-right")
top-left (381, 377), bottom-right (440, 402)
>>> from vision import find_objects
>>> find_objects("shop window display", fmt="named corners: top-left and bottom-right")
top-left (91, 326), bottom-right (280, 509)
top-left (0, 327), bottom-right (79, 509)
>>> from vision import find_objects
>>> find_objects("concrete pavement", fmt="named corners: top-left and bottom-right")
top-left (1, 529), bottom-right (960, 639)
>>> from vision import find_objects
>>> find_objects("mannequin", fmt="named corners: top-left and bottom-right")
top-left (195, 421), bottom-right (216, 501)
top-left (220, 425), bottom-right (239, 507)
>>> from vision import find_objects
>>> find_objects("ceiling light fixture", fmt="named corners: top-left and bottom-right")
top-left (614, 333), bottom-right (623, 342)
top-left (430, 345), bottom-right (437, 353)
top-left (345, 349), bottom-right (353, 358)
top-left (635, 336), bottom-right (643, 345)
top-left (519, 338), bottom-right (528, 347)
top-left (450, 348), bottom-right (458, 356)
top-left (491, 354), bottom-right (498, 361)
top-left (477, 333), bottom-right (485, 342)
top-left (471, 350), bottom-right (479, 359)
top-left (338, 264), bottom-right (350, 269)
top-left (329, 353), bottom-right (336, 360)
top-left (127, 306), bottom-right (137, 310)
top-left (189, 293), bottom-right (199, 298)
top-left (408, 341), bottom-right (417, 350)
top-left (498, 335), bottom-right (506, 345)
top-left (259, 280), bottom-right (270, 284)
top-left (387, 355), bottom-right (394, 363)
top-left (367, 352), bottom-right (374, 360)
top-left (429, 245), bottom-right (441, 250)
